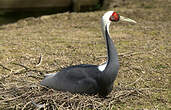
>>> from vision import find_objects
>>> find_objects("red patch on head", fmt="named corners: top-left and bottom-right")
top-left (110, 12), bottom-right (120, 22)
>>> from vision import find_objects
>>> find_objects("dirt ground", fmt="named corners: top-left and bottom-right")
top-left (0, 0), bottom-right (170, 109)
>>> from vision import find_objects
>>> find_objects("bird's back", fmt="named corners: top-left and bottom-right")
top-left (41, 64), bottom-right (101, 94)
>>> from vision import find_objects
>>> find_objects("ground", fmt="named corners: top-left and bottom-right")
top-left (0, 0), bottom-right (170, 109)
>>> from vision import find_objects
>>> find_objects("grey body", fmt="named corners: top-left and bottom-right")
top-left (41, 11), bottom-right (120, 97)
top-left (41, 64), bottom-right (100, 95)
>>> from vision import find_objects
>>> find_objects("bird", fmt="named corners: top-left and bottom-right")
top-left (40, 11), bottom-right (136, 97)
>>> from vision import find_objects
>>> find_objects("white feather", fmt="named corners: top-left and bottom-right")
top-left (45, 72), bottom-right (57, 78)
top-left (98, 62), bottom-right (107, 72)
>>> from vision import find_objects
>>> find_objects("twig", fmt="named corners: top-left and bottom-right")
top-left (70, 94), bottom-right (79, 100)
top-left (52, 99), bottom-right (58, 110)
top-left (27, 75), bottom-right (43, 79)
top-left (11, 62), bottom-right (43, 76)
top-left (76, 101), bottom-right (81, 110)
top-left (96, 52), bottom-right (143, 59)
top-left (138, 87), bottom-right (168, 91)
top-left (0, 63), bottom-right (11, 71)
top-left (0, 92), bottom-right (27, 103)
top-left (114, 89), bottom-right (138, 99)
top-left (12, 63), bottom-right (29, 70)
top-left (58, 101), bottom-right (66, 110)
top-left (125, 75), bottom-right (143, 87)
top-left (118, 52), bottom-right (143, 57)
top-left (22, 100), bottom-right (32, 110)
top-left (13, 68), bottom-right (27, 74)
top-left (36, 54), bottom-right (43, 67)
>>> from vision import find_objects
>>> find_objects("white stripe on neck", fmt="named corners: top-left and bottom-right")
top-left (98, 12), bottom-right (112, 72)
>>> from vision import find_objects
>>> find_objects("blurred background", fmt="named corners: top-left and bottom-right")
top-left (0, 0), bottom-right (136, 25)
top-left (0, 0), bottom-right (105, 25)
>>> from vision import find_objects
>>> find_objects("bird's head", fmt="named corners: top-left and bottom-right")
top-left (102, 11), bottom-right (136, 25)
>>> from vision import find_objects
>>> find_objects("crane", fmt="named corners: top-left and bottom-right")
top-left (41, 11), bottom-right (136, 97)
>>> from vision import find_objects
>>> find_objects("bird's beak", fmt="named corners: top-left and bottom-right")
top-left (120, 16), bottom-right (137, 23)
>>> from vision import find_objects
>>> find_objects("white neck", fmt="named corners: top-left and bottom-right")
top-left (98, 16), bottom-right (111, 72)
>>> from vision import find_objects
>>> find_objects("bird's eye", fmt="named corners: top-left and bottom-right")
top-left (110, 12), bottom-right (120, 22)
top-left (109, 16), bottom-right (115, 21)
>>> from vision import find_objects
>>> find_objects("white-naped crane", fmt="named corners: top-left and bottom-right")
top-left (41, 11), bottom-right (136, 97)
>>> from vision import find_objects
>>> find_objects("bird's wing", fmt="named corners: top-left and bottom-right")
top-left (41, 65), bottom-right (99, 94)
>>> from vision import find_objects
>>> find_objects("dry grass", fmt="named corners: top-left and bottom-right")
top-left (0, 0), bottom-right (170, 109)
